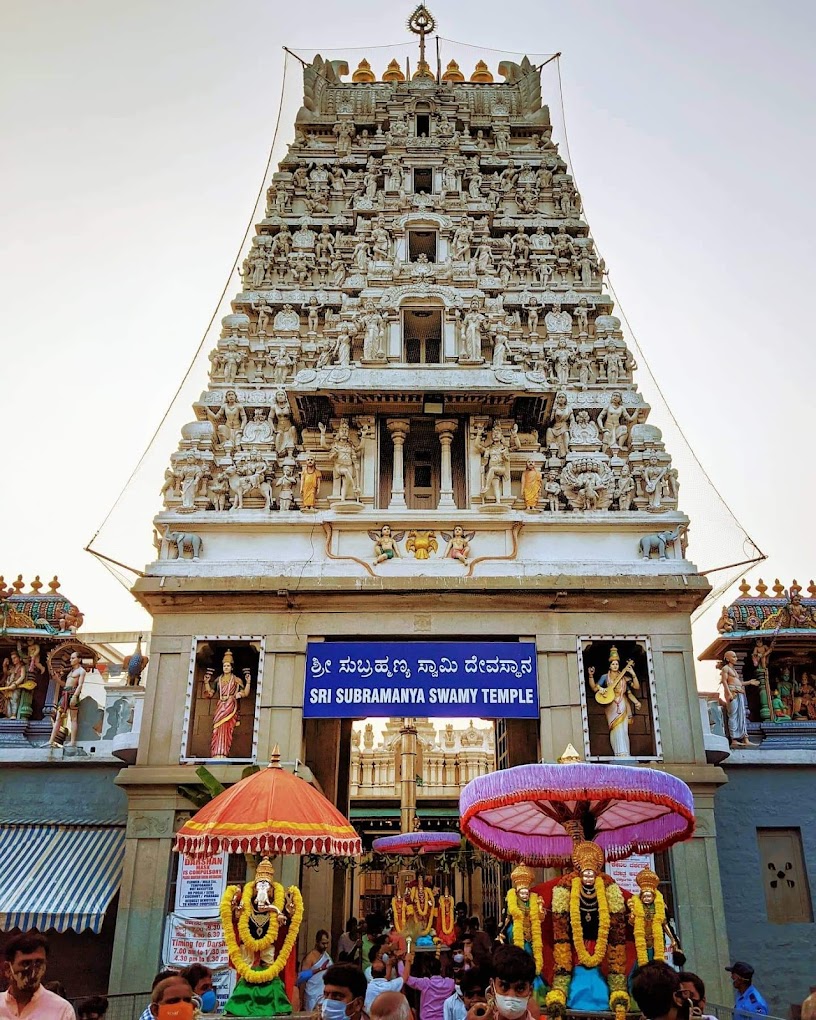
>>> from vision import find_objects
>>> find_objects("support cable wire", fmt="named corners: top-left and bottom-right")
top-left (85, 52), bottom-right (291, 571)
top-left (553, 54), bottom-right (766, 593)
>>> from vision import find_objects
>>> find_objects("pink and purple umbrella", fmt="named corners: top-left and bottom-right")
top-left (459, 762), bottom-right (695, 866)
top-left (372, 831), bottom-right (462, 855)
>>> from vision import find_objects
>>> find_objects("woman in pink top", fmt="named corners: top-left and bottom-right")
top-left (403, 952), bottom-right (455, 1020)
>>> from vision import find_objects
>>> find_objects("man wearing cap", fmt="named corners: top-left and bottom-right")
top-left (726, 962), bottom-right (768, 1019)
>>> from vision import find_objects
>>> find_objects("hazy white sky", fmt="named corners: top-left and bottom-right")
top-left (2, 0), bottom-right (814, 683)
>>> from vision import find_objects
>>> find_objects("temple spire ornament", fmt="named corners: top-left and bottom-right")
top-left (407, 4), bottom-right (436, 80)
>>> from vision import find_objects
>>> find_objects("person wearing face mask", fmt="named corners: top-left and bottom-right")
top-left (320, 964), bottom-right (368, 1020)
top-left (364, 948), bottom-right (405, 1014)
top-left (0, 933), bottom-right (75, 1020)
top-left (488, 947), bottom-right (536, 1020)
top-left (180, 966), bottom-right (216, 1015)
top-left (444, 966), bottom-right (487, 1020)
top-left (678, 972), bottom-right (716, 1020)
top-left (150, 978), bottom-right (195, 1019)
top-left (631, 961), bottom-right (692, 1020)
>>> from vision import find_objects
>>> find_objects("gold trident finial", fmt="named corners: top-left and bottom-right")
top-left (407, 5), bottom-right (436, 70)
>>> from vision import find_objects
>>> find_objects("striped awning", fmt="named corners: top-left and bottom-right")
top-left (0, 826), bottom-right (125, 934)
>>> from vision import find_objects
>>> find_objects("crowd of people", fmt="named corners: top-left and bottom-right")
top-left (2, 920), bottom-right (813, 1020)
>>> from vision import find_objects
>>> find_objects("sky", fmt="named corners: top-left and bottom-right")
top-left (1, 0), bottom-right (814, 687)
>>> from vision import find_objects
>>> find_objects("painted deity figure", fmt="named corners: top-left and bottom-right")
top-left (476, 424), bottom-right (513, 504)
top-left (202, 649), bottom-right (252, 759)
top-left (587, 646), bottom-right (642, 757)
top-left (443, 526), bottom-right (473, 566)
top-left (407, 874), bottom-right (436, 934)
top-left (521, 460), bottom-right (542, 511)
top-left (221, 855), bottom-right (303, 1016)
top-left (718, 650), bottom-right (759, 748)
top-left (628, 868), bottom-right (679, 967)
top-left (2, 651), bottom-right (30, 720)
top-left (372, 525), bottom-right (402, 564)
top-left (541, 840), bottom-right (629, 1019)
top-left (500, 864), bottom-right (546, 1001)
top-left (300, 457), bottom-right (322, 511)
top-left (318, 420), bottom-right (361, 501)
top-left (49, 650), bottom-right (86, 746)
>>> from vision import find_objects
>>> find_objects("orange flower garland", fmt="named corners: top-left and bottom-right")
top-left (438, 894), bottom-right (455, 937)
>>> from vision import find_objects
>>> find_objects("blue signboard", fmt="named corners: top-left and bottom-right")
top-left (304, 641), bottom-right (538, 718)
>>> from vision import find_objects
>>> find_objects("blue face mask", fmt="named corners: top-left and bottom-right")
top-left (200, 991), bottom-right (217, 1013)
top-left (322, 1001), bottom-right (350, 1020)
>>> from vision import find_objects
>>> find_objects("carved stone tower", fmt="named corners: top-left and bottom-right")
top-left (114, 18), bottom-right (732, 1003)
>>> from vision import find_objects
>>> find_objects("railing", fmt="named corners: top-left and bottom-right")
top-left (708, 1003), bottom-right (789, 1020)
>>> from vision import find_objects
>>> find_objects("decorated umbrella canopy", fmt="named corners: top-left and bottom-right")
top-left (372, 831), bottom-right (461, 855)
top-left (459, 757), bottom-right (694, 866)
top-left (174, 748), bottom-right (362, 857)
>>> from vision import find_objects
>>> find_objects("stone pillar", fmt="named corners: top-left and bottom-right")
top-left (387, 419), bottom-right (410, 509)
top-left (435, 419), bottom-right (458, 509)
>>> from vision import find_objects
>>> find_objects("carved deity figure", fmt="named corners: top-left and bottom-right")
top-left (271, 389), bottom-right (299, 457)
top-left (177, 452), bottom-right (204, 510)
top-left (358, 299), bottom-right (386, 360)
top-left (49, 651), bottom-right (86, 746)
top-left (641, 455), bottom-right (668, 510)
top-left (319, 419), bottom-right (361, 501)
top-left (443, 526), bottom-right (474, 566)
top-left (242, 408), bottom-right (274, 445)
top-left (587, 646), bottom-right (642, 757)
top-left (202, 649), bottom-right (252, 758)
top-left (371, 525), bottom-right (404, 564)
top-left (718, 650), bottom-right (759, 748)
top-left (544, 470), bottom-right (562, 511)
top-left (550, 339), bottom-right (574, 386)
top-left (208, 390), bottom-right (247, 448)
top-left (616, 465), bottom-right (635, 511)
top-left (598, 392), bottom-right (633, 455)
top-left (476, 424), bottom-right (516, 503)
top-left (459, 298), bottom-right (486, 361)
top-left (334, 120), bottom-right (355, 156)
top-left (2, 651), bottom-right (31, 720)
top-left (569, 410), bottom-right (600, 447)
top-left (521, 460), bottom-right (542, 511)
top-left (545, 302), bottom-right (573, 339)
top-left (545, 391), bottom-right (572, 459)
top-left (300, 457), bottom-right (322, 511)
top-left (275, 463), bottom-right (297, 511)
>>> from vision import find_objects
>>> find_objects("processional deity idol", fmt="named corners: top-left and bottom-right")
top-left (202, 649), bottom-right (252, 758)
top-left (628, 867), bottom-right (682, 967)
top-left (499, 864), bottom-right (546, 1003)
top-left (220, 856), bottom-right (304, 1016)
top-left (586, 646), bottom-right (641, 757)
top-left (541, 840), bottom-right (629, 1018)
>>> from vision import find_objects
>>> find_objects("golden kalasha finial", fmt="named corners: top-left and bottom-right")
top-left (267, 744), bottom-right (282, 769)
top-left (48, 575), bottom-right (61, 593)
top-left (808, 580), bottom-right (816, 598)
top-left (557, 743), bottom-right (582, 764)
top-left (406, 4), bottom-right (436, 70)
top-left (510, 863), bottom-right (535, 890)
top-left (470, 60), bottom-right (494, 83)
top-left (0, 577), bottom-right (6, 596)
top-left (30, 576), bottom-right (43, 593)
top-left (412, 60), bottom-right (435, 81)
top-left (737, 578), bottom-right (751, 598)
top-left (772, 578), bottom-right (785, 598)
top-left (791, 579), bottom-right (803, 597)
top-left (382, 58), bottom-right (406, 83)
top-left (12, 575), bottom-right (25, 594)
top-left (352, 58), bottom-right (376, 83)
top-left (442, 59), bottom-right (464, 82)
top-left (755, 579), bottom-right (768, 597)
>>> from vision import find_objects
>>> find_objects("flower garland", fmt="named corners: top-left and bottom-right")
top-left (546, 875), bottom-right (627, 1019)
top-left (506, 889), bottom-right (544, 976)
top-left (438, 894), bottom-right (455, 937)
top-left (220, 883), bottom-right (304, 985)
top-left (569, 877), bottom-right (610, 968)
top-left (392, 896), bottom-right (411, 933)
top-left (238, 880), bottom-right (285, 952)
top-left (410, 886), bottom-right (435, 935)
top-left (631, 892), bottom-right (666, 965)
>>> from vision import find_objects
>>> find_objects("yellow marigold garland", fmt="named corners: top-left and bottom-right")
top-left (506, 889), bottom-right (544, 976)
top-left (569, 877), bottom-right (610, 968)
top-left (411, 886), bottom-right (435, 936)
top-left (220, 883), bottom-right (304, 985)
top-left (631, 892), bottom-right (666, 965)
top-left (438, 894), bottom-right (455, 937)
top-left (392, 896), bottom-right (411, 933)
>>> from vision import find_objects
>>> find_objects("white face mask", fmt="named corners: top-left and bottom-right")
top-left (494, 994), bottom-right (528, 1019)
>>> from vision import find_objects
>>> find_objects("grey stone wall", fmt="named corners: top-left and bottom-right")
top-left (715, 763), bottom-right (816, 1015)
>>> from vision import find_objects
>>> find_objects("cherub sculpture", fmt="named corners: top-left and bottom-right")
top-left (369, 525), bottom-right (405, 564)
top-left (442, 526), bottom-right (474, 566)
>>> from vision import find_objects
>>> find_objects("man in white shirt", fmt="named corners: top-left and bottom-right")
top-left (364, 952), bottom-right (404, 1015)
top-left (0, 934), bottom-right (75, 1020)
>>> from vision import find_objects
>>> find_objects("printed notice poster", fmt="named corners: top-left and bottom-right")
top-left (162, 915), bottom-right (228, 969)
top-left (607, 852), bottom-right (655, 895)
top-left (176, 851), bottom-right (228, 916)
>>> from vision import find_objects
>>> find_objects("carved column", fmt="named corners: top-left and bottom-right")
top-left (435, 419), bottom-right (458, 509)
top-left (387, 419), bottom-right (411, 509)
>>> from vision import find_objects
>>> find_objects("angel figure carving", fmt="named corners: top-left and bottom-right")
top-left (406, 530), bottom-right (438, 560)
top-left (369, 525), bottom-right (405, 564)
top-left (442, 526), bottom-right (474, 566)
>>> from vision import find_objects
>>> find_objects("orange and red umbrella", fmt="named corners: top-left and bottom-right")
top-left (174, 749), bottom-right (361, 858)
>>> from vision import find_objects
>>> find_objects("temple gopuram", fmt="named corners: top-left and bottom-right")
top-left (701, 578), bottom-right (816, 1015)
top-left (113, 10), bottom-right (732, 1004)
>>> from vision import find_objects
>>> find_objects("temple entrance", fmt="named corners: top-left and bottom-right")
top-left (405, 420), bottom-right (439, 508)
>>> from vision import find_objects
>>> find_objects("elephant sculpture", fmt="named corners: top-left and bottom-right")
top-left (639, 524), bottom-right (685, 560)
top-left (165, 531), bottom-right (203, 560)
